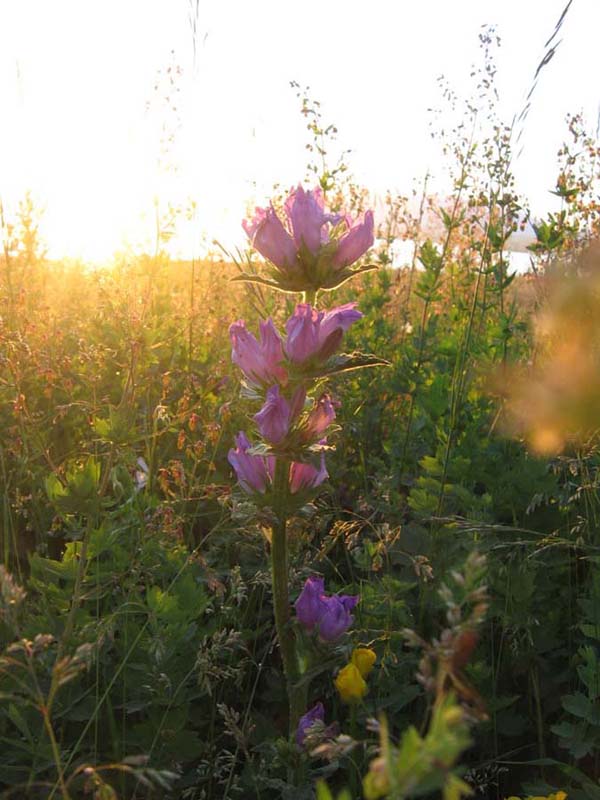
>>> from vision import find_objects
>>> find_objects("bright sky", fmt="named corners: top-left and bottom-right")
top-left (0, 0), bottom-right (599, 262)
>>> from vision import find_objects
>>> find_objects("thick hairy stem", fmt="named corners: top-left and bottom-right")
top-left (271, 459), bottom-right (306, 740)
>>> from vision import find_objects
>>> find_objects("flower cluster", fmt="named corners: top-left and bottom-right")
top-left (228, 432), bottom-right (327, 495)
top-left (243, 185), bottom-right (374, 292)
top-left (228, 303), bottom-right (362, 497)
top-left (295, 576), bottom-right (358, 642)
top-left (230, 303), bottom-right (362, 389)
top-left (295, 645), bottom-right (376, 750)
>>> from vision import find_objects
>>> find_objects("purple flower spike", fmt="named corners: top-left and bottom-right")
top-left (305, 394), bottom-right (337, 439)
top-left (228, 432), bottom-right (271, 494)
top-left (254, 385), bottom-right (291, 445)
top-left (331, 210), bottom-right (375, 270)
top-left (285, 186), bottom-right (329, 255)
top-left (296, 702), bottom-right (325, 747)
top-left (295, 576), bottom-right (326, 631)
top-left (317, 594), bottom-right (359, 642)
top-left (230, 318), bottom-right (287, 387)
top-left (242, 205), bottom-right (298, 269)
top-left (289, 452), bottom-right (328, 494)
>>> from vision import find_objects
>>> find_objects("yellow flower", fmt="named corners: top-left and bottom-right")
top-left (335, 663), bottom-right (367, 703)
top-left (351, 647), bottom-right (376, 678)
top-left (504, 794), bottom-right (567, 800)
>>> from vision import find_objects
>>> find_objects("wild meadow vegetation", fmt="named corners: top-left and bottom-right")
top-left (3, 31), bottom-right (600, 800)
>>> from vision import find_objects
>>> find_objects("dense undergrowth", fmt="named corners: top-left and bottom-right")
top-left (3, 35), bottom-right (600, 800)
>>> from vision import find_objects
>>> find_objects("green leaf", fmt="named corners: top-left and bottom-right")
top-left (8, 704), bottom-right (34, 745)
top-left (562, 692), bottom-right (593, 720)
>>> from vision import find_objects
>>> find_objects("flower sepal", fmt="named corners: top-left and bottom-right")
top-left (239, 379), bottom-right (267, 402)
top-left (231, 257), bottom-right (378, 295)
top-left (320, 261), bottom-right (379, 292)
top-left (292, 351), bottom-right (391, 381)
top-left (230, 267), bottom-right (308, 295)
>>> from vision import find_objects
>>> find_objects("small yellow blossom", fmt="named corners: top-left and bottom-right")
top-left (351, 647), bottom-right (376, 678)
top-left (335, 662), bottom-right (367, 703)
top-left (505, 793), bottom-right (566, 800)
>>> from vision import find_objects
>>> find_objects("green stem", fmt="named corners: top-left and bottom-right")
top-left (42, 707), bottom-right (71, 800)
top-left (303, 289), bottom-right (318, 307)
top-left (271, 459), bottom-right (306, 740)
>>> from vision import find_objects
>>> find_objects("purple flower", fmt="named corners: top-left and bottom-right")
top-left (295, 576), bottom-right (359, 642)
top-left (242, 205), bottom-right (298, 269)
top-left (319, 303), bottom-right (363, 345)
top-left (296, 702), bottom-right (325, 747)
top-left (285, 304), bottom-right (321, 363)
top-left (254, 385), bottom-right (292, 444)
top-left (317, 594), bottom-right (359, 642)
top-left (230, 318), bottom-right (287, 387)
top-left (228, 432), bottom-right (274, 494)
top-left (285, 186), bottom-right (329, 255)
top-left (304, 394), bottom-right (337, 439)
top-left (331, 210), bottom-right (375, 270)
top-left (285, 303), bottom-right (362, 365)
top-left (295, 576), bottom-right (326, 630)
top-left (289, 452), bottom-right (328, 494)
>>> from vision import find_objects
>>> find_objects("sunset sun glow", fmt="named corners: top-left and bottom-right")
top-left (1, 0), bottom-right (599, 261)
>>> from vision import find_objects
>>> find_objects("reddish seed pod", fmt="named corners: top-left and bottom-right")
top-left (451, 628), bottom-right (479, 670)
